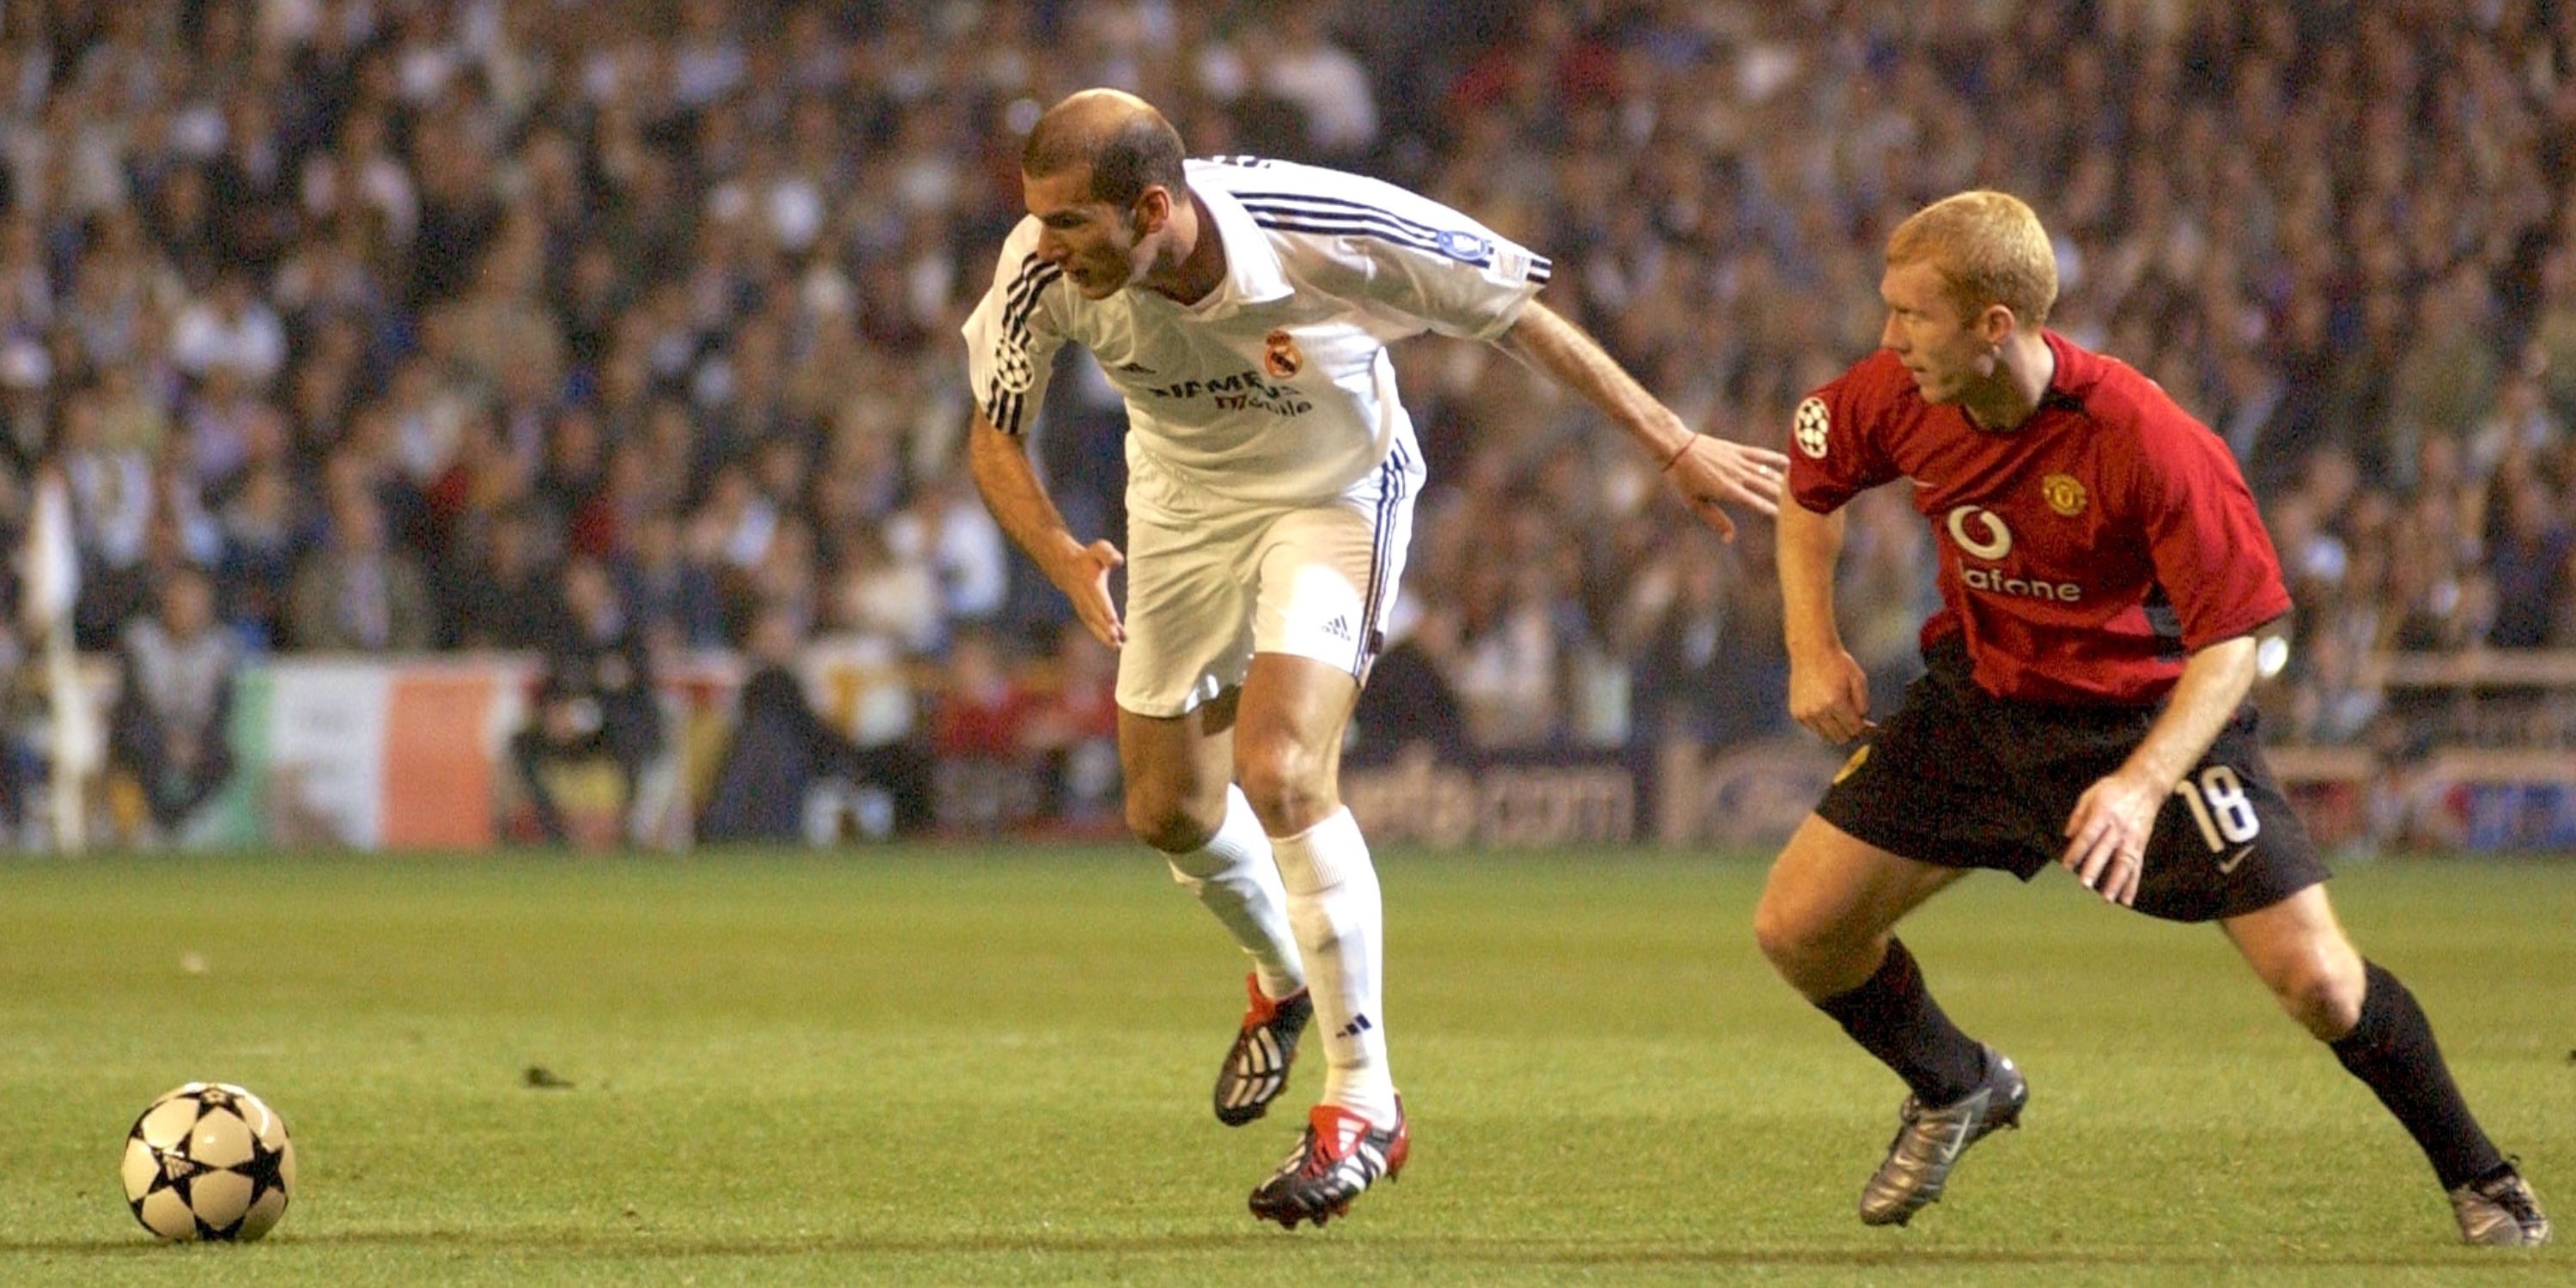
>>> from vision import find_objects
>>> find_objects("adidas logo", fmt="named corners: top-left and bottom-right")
top-left (1322, 615), bottom-right (1352, 641)
top-left (1334, 1013), bottom-right (1373, 1040)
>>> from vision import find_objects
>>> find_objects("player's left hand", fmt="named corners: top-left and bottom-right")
top-left (2059, 770), bottom-right (2162, 907)
top-left (1663, 434), bottom-right (1789, 541)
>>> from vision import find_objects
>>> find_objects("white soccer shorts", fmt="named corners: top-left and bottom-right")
top-left (1115, 443), bottom-right (1422, 719)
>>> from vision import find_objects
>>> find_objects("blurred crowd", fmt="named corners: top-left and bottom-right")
top-left (1, 0), bottom-right (2573, 804)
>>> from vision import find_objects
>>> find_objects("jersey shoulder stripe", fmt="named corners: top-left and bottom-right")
top-left (1000, 252), bottom-right (1059, 336)
top-left (988, 251), bottom-right (1061, 434)
top-left (1232, 190), bottom-right (1456, 244)
top-left (1241, 204), bottom-right (1463, 262)
top-left (1236, 194), bottom-right (1549, 283)
top-left (1242, 204), bottom-right (1546, 286)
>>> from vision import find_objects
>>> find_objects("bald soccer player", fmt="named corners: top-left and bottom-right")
top-left (961, 89), bottom-right (1786, 1227)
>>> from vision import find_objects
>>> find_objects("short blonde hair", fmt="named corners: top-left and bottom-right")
top-left (1886, 191), bottom-right (2058, 329)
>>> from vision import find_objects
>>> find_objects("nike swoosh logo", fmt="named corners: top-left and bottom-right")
top-left (2217, 844), bottom-right (2254, 874)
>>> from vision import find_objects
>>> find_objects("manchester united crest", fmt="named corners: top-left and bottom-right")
top-left (2042, 472), bottom-right (2087, 517)
top-left (1262, 329), bottom-right (1303, 380)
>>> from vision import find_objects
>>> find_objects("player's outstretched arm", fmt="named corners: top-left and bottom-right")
top-left (1777, 500), bottom-right (1870, 744)
top-left (963, 408), bottom-right (1126, 647)
top-left (2058, 631), bottom-right (2263, 906)
top-left (1494, 300), bottom-right (1787, 540)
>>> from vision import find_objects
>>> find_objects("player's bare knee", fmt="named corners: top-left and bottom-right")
top-left (1235, 748), bottom-right (1333, 836)
top-left (1751, 892), bottom-right (1802, 969)
top-left (1127, 806), bottom-right (1214, 854)
top-left (2269, 952), bottom-right (2366, 1038)
top-left (1123, 785), bottom-right (1222, 854)
top-left (1753, 892), bottom-right (1846, 988)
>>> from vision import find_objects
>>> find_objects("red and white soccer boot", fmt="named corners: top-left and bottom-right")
top-left (1215, 973), bottom-right (1312, 1127)
top-left (1248, 1099), bottom-right (1409, 1230)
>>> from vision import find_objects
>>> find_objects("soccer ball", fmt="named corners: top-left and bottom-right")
top-left (119, 1083), bottom-right (296, 1241)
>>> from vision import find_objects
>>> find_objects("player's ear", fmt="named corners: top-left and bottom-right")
top-left (1131, 185), bottom-right (1172, 234)
top-left (1978, 302), bottom-right (2017, 346)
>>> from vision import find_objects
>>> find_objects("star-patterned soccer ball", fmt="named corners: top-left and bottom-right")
top-left (119, 1083), bottom-right (295, 1242)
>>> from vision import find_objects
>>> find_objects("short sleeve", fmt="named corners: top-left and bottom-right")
top-left (961, 227), bottom-right (1070, 436)
top-left (1786, 357), bottom-right (1903, 514)
top-left (2133, 398), bottom-right (2292, 647)
top-left (1242, 174), bottom-right (1551, 342)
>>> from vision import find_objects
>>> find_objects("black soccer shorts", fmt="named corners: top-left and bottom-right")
top-left (1814, 636), bottom-right (2328, 923)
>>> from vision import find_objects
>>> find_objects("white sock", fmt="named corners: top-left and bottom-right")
top-left (1164, 785), bottom-right (1303, 999)
top-left (1272, 806), bottom-right (1397, 1126)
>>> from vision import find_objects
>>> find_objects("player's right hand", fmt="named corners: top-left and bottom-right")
top-left (1048, 538), bottom-right (1127, 648)
top-left (1663, 434), bottom-right (1789, 542)
top-left (1788, 647), bottom-right (1872, 744)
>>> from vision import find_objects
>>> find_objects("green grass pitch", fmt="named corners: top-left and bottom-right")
top-left (0, 848), bottom-right (2568, 1285)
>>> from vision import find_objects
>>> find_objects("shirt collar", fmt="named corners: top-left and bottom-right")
top-left (2038, 331), bottom-right (2086, 413)
top-left (1183, 179), bottom-right (1293, 315)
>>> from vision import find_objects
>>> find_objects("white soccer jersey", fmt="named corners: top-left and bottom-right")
top-left (962, 157), bottom-right (1553, 510)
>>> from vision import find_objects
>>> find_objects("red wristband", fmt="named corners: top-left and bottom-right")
top-left (1660, 435), bottom-right (1696, 472)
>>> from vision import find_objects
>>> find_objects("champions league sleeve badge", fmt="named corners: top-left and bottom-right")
top-left (1794, 396), bottom-right (1830, 459)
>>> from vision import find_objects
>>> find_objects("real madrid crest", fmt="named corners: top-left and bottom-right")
top-left (2042, 472), bottom-right (2087, 517)
top-left (1262, 329), bottom-right (1303, 380)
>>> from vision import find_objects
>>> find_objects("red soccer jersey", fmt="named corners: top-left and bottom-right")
top-left (1788, 331), bottom-right (2289, 705)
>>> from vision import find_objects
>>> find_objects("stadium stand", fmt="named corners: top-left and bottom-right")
top-left (0, 2), bottom-right (2571, 850)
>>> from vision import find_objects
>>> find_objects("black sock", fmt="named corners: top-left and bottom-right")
top-left (1814, 939), bottom-right (1989, 1106)
top-left (2327, 962), bottom-right (2506, 1190)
